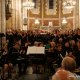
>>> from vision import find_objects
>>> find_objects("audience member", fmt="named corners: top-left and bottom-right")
top-left (52, 57), bottom-right (77, 80)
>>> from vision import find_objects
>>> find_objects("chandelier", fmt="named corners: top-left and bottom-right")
top-left (48, 21), bottom-right (53, 27)
top-left (35, 19), bottom-right (40, 25)
top-left (23, 0), bottom-right (35, 10)
top-left (63, 0), bottom-right (76, 9)
top-left (62, 17), bottom-right (67, 24)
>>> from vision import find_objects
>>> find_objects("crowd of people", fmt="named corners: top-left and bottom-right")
top-left (0, 28), bottom-right (80, 79)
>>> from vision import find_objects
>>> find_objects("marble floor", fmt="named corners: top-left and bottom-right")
top-left (0, 66), bottom-right (52, 80)
top-left (19, 74), bottom-right (51, 80)
top-left (18, 66), bottom-right (51, 80)
top-left (1, 66), bottom-right (80, 80)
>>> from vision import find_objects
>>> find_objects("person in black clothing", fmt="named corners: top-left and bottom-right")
top-left (63, 41), bottom-right (72, 56)
top-left (18, 47), bottom-right (27, 75)
top-left (0, 43), bottom-right (13, 79)
top-left (8, 39), bottom-right (21, 77)
top-left (53, 44), bottom-right (64, 68)
top-left (8, 40), bottom-right (20, 66)
top-left (21, 33), bottom-right (27, 46)
top-left (0, 44), bottom-right (9, 66)
top-left (6, 31), bottom-right (14, 49)
top-left (75, 41), bottom-right (80, 68)
top-left (46, 41), bottom-right (56, 74)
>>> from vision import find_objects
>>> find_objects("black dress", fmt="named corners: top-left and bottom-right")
top-left (0, 50), bottom-right (9, 67)
top-left (8, 47), bottom-right (19, 66)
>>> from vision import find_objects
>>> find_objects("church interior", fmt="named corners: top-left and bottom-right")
top-left (0, 0), bottom-right (80, 80)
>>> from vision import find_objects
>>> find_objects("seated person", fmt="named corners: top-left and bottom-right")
top-left (53, 44), bottom-right (64, 68)
top-left (48, 41), bottom-right (55, 52)
top-left (8, 39), bottom-right (21, 76)
top-left (8, 39), bottom-right (21, 66)
top-left (46, 41), bottom-right (56, 74)
top-left (52, 57), bottom-right (77, 80)
top-left (0, 43), bottom-right (13, 79)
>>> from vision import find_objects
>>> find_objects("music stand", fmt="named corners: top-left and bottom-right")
top-left (27, 46), bottom-right (45, 73)
top-left (27, 46), bottom-right (45, 55)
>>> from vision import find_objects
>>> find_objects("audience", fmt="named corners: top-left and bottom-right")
top-left (0, 28), bottom-right (80, 79)
top-left (52, 57), bottom-right (77, 80)
top-left (0, 43), bottom-right (12, 79)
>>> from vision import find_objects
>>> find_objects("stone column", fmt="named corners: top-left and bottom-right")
top-left (59, 0), bottom-right (62, 28)
top-left (41, 0), bottom-right (44, 27)
top-left (0, 0), bottom-right (6, 34)
top-left (12, 0), bottom-right (22, 30)
top-left (19, 0), bottom-right (23, 30)
top-left (75, 0), bottom-right (79, 29)
top-left (0, 0), bottom-right (6, 48)
top-left (12, 0), bottom-right (16, 29)
top-left (1, 0), bottom-right (6, 34)
top-left (79, 0), bottom-right (80, 28)
top-left (16, 0), bottom-right (22, 30)
top-left (0, 0), bottom-right (2, 32)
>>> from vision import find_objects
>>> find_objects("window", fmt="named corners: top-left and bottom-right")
top-left (49, 0), bottom-right (54, 9)
top-left (33, 0), bottom-right (37, 8)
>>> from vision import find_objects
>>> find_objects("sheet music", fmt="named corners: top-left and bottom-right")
top-left (27, 46), bottom-right (36, 55)
top-left (36, 47), bottom-right (45, 54)
top-left (27, 46), bottom-right (45, 55)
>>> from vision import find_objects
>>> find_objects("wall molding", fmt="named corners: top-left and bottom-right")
top-left (28, 17), bottom-right (74, 20)
top-left (31, 0), bottom-right (40, 14)
top-left (45, 0), bottom-right (57, 15)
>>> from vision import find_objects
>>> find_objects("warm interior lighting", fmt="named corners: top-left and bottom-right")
top-left (62, 17), bottom-right (67, 24)
top-left (63, 0), bottom-right (76, 9)
top-left (48, 21), bottom-right (53, 26)
top-left (35, 19), bottom-right (40, 25)
top-left (23, 0), bottom-right (35, 9)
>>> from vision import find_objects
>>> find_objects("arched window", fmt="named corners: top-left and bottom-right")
top-left (49, 0), bottom-right (54, 9)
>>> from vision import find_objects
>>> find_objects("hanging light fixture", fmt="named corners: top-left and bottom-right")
top-left (62, 17), bottom-right (67, 24)
top-left (48, 21), bottom-right (53, 27)
top-left (63, 0), bottom-right (76, 9)
top-left (35, 19), bottom-right (40, 25)
top-left (23, 0), bottom-right (35, 10)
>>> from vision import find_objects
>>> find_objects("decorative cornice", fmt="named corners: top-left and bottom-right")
top-left (75, 0), bottom-right (79, 28)
top-left (28, 17), bottom-right (74, 20)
